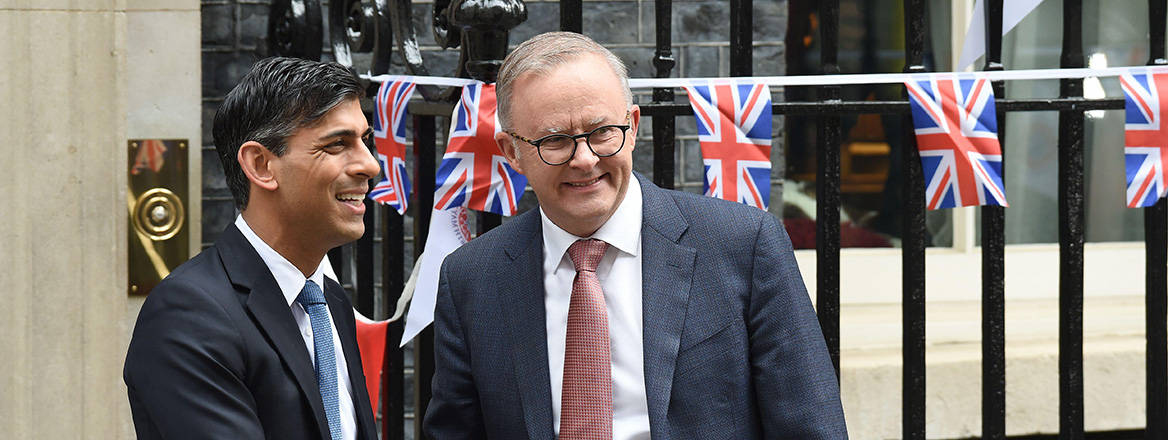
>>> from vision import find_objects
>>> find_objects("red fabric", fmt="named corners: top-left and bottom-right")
top-left (560, 239), bottom-right (612, 440)
top-left (355, 318), bottom-right (389, 412)
top-left (784, 218), bottom-right (892, 250)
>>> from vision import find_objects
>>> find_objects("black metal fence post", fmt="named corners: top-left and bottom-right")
top-left (381, 206), bottom-right (405, 440)
top-left (981, 0), bottom-right (1007, 438)
top-left (1058, 1), bottom-right (1086, 438)
top-left (1146, 200), bottom-right (1168, 438)
top-left (357, 199), bottom-right (375, 315)
top-left (816, 0), bottom-right (843, 379)
top-left (1146, 1), bottom-right (1168, 438)
top-left (901, 1), bottom-right (928, 438)
top-left (412, 113), bottom-right (437, 439)
top-left (729, 0), bottom-right (752, 77)
top-left (651, 0), bottom-right (676, 189)
top-left (560, 0), bottom-right (582, 33)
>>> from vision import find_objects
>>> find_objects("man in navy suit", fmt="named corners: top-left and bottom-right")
top-left (124, 57), bottom-right (380, 439)
top-left (424, 32), bottom-right (847, 439)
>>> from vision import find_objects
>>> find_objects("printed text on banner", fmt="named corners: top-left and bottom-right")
top-left (683, 81), bottom-right (773, 210)
top-left (434, 83), bottom-right (527, 215)
top-left (1120, 68), bottom-right (1168, 208)
top-left (904, 75), bottom-right (1007, 210)
top-left (371, 80), bottom-right (416, 214)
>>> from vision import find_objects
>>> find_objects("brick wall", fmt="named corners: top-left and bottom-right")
top-left (200, 0), bottom-right (787, 246)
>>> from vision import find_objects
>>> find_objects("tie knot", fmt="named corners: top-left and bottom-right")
top-left (567, 239), bottom-right (608, 273)
top-left (296, 280), bottom-right (327, 307)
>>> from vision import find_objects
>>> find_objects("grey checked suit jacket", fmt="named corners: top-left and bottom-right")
top-left (423, 174), bottom-right (847, 439)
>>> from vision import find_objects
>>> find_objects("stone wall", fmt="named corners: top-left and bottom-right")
top-left (1, 1), bottom-right (201, 438)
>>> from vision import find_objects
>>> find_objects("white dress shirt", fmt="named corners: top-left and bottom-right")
top-left (541, 174), bottom-right (651, 440)
top-left (236, 216), bottom-right (358, 440)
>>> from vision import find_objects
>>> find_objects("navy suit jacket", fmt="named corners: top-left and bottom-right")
top-left (124, 224), bottom-right (378, 440)
top-left (424, 174), bottom-right (847, 439)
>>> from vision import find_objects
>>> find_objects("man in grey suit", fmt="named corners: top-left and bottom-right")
top-left (124, 57), bottom-right (380, 439)
top-left (424, 32), bottom-right (847, 439)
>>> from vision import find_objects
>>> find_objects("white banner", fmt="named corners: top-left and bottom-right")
top-left (957, 0), bottom-right (1044, 71)
top-left (400, 206), bottom-right (471, 346)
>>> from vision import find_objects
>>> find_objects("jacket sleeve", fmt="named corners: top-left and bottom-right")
top-left (422, 261), bottom-right (487, 439)
top-left (123, 279), bottom-right (265, 440)
top-left (747, 213), bottom-right (849, 439)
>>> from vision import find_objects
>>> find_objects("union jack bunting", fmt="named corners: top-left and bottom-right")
top-left (1119, 68), bottom-right (1168, 208)
top-left (371, 79), bottom-right (416, 214)
top-left (434, 83), bottom-right (527, 215)
top-left (682, 81), bottom-right (773, 209)
top-left (904, 75), bottom-right (1007, 210)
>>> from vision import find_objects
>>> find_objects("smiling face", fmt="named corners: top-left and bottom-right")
top-left (497, 54), bottom-right (640, 237)
top-left (268, 98), bottom-right (379, 254)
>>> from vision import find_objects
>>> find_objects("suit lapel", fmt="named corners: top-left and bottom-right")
top-left (637, 177), bottom-right (696, 440)
top-left (217, 225), bottom-right (332, 440)
top-left (500, 211), bottom-right (556, 439)
top-left (323, 278), bottom-right (379, 440)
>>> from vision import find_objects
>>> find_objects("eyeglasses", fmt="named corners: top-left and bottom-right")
top-left (506, 111), bottom-right (631, 166)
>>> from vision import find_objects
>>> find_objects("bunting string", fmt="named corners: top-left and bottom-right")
top-left (365, 74), bottom-right (478, 87)
top-left (365, 66), bottom-right (1168, 89)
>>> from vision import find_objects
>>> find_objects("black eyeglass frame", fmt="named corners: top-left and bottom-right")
top-left (506, 110), bottom-right (632, 166)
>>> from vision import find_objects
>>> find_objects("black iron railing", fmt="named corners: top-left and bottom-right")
top-left (291, 0), bottom-right (1168, 438)
top-left (982, 0), bottom-right (1008, 436)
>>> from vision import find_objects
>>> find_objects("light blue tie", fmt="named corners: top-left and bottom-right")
top-left (297, 280), bottom-right (343, 440)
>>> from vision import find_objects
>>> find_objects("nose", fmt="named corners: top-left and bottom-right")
top-left (565, 136), bottom-right (599, 169)
top-left (354, 142), bottom-right (381, 179)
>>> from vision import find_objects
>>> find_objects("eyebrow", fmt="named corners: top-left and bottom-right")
top-left (318, 127), bottom-right (373, 141)
top-left (540, 115), bottom-right (617, 135)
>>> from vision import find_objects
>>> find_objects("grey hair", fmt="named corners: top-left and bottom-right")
top-left (495, 32), bottom-right (632, 131)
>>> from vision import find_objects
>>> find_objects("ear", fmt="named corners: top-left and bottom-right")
top-left (237, 141), bottom-right (279, 192)
top-left (627, 104), bottom-right (641, 152)
top-left (496, 130), bottom-right (526, 174)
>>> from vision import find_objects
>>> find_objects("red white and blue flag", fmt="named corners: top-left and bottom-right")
top-left (1119, 68), bottom-right (1168, 208)
top-left (371, 79), bottom-right (416, 214)
top-left (434, 82), bottom-right (526, 215)
top-left (905, 75), bottom-right (1007, 210)
top-left (683, 81), bottom-right (773, 209)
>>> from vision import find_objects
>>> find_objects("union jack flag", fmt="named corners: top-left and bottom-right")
top-left (904, 75), bottom-right (1007, 210)
top-left (1119, 68), bottom-right (1168, 208)
top-left (371, 79), bottom-right (416, 214)
top-left (683, 81), bottom-right (773, 209)
top-left (434, 83), bottom-right (526, 215)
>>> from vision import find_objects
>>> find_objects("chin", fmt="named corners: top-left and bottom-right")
top-left (573, 201), bottom-right (615, 220)
top-left (344, 226), bottom-right (365, 241)
top-left (332, 222), bottom-right (366, 243)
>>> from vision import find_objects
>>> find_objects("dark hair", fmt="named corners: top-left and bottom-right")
top-left (212, 57), bottom-right (363, 210)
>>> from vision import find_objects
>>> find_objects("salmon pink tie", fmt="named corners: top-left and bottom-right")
top-left (561, 238), bottom-right (612, 440)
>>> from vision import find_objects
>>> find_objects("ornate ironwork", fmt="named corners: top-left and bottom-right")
top-left (269, 0), bottom-right (526, 101)
top-left (267, 0), bottom-right (323, 60)
top-left (447, 0), bottom-right (526, 82)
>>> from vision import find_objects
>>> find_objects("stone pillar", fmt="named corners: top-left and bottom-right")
top-left (0, 1), bottom-right (200, 438)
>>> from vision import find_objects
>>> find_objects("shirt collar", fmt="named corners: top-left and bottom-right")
top-left (235, 215), bottom-right (328, 307)
top-left (541, 173), bottom-right (643, 274)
